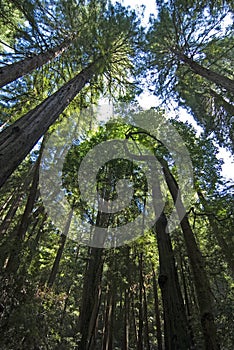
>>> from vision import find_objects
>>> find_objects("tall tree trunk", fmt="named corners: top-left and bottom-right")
top-left (60, 245), bottom-right (80, 329)
top-left (16, 138), bottom-right (45, 241)
top-left (160, 159), bottom-right (220, 350)
top-left (0, 40), bottom-right (71, 88)
top-left (102, 285), bottom-right (114, 350)
top-left (141, 258), bottom-right (150, 350)
top-left (3, 145), bottom-right (45, 274)
top-left (123, 288), bottom-right (130, 350)
top-left (78, 211), bottom-right (111, 350)
top-left (0, 168), bottom-right (34, 237)
top-left (0, 59), bottom-right (101, 188)
top-left (47, 209), bottom-right (73, 288)
top-left (0, 191), bottom-right (22, 236)
top-left (152, 175), bottom-right (191, 350)
top-left (137, 253), bottom-right (144, 350)
top-left (197, 190), bottom-right (234, 277)
top-left (152, 267), bottom-right (163, 350)
top-left (179, 253), bottom-right (195, 348)
top-left (78, 246), bottom-right (104, 350)
top-left (173, 49), bottom-right (234, 94)
top-left (131, 293), bottom-right (138, 346)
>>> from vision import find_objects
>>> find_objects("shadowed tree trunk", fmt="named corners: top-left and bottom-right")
top-left (0, 39), bottom-right (72, 88)
top-left (172, 49), bottom-right (234, 94)
top-left (0, 59), bottom-right (101, 188)
top-left (137, 253), bottom-right (144, 350)
top-left (78, 210), bottom-right (111, 350)
top-left (160, 159), bottom-right (220, 350)
top-left (152, 175), bottom-right (191, 350)
top-left (152, 266), bottom-right (163, 350)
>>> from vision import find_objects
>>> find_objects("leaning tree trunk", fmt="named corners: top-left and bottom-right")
top-left (0, 59), bottom-right (100, 188)
top-left (172, 49), bottom-right (234, 94)
top-left (160, 159), bottom-right (220, 350)
top-left (0, 39), bottom-right (72, 88)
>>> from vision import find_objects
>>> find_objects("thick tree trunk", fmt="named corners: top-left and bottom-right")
top-left (0, 40), bottom-right (71, 88)
top-left (0, 59), bottom-right (99, 188)
top-left (78, 246), bottom-right (104, 350)
top-left (173, 49), bottom-right (234, 94)
top-left (78, 211), bottom-right (111, 350)
top-left (160, 160), bottom-right (220, 350)
top-left (152, 176), bottom-right (191, 350)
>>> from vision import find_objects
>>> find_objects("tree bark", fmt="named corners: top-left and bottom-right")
top-left (0, 40), bottom-right (71, 88)
top-left (78, 210), bottom-right (111, 350)
top-left (152, 175), bottom-right (191, 350)
top-left (102, 285), bottom-right (114, 350)
top-left (141, 259), bottom-right (150, 350)
top-left (0, 59), bottom-right (99, 188)
top-left (152, 267), bottom-right (163, 350)
top-left (173, 49), bottom-right (234, 94)
top-left (160, 159), bottom-right (220, 350)
top-left (137, 253), bottom-right (144, 350)
top-left (123, 288), bottom-right (130, 350)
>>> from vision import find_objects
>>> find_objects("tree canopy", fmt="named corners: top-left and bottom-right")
top-left (0, 1), bottom-right (233, 349)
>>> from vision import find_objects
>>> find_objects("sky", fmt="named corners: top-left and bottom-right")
top-left (116, 0), bottom-right (234, 182)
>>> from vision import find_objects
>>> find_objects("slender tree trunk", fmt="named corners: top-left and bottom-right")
top-left (209, 89), bottom-right (234, 116)
top-left (0, 59), bottom-right (100, 188)
top-left (0, 192), bottom-right (22, 236)
top-left (60, 245), bottom-right (80, 329)
top-left (0, 169), bottom-right (34, 236)
top-left (141, 261), bottom-right (150, 350)
top-left (131, 293), bottom-right (138, 346)
top-left (24, 211), bottom-right (47, 268)
top-left (152, 267), bottom-right (163, 350)
top-left (47, 209), bottom-right (73, 288)
top-left (102, 286), bottom-right (114, 350)
top-left (173, 49), bottom-right (234, 94)
top-left (197, 190), bottom-right (234, 277)
top-left (0, 192), bottom-right (14, 217)
top-left (123, 288), bottom-right (130, 350)
top-left (0, 40), bottom-right (71, 88)
top-left (17, 138), bottom-right (45, 241)
top-left (137, 272), bottom-right (144, 350)
top-left (160, 160), bottom-right (220, 350)
top-left (179, 253), bottom-right (195, 348)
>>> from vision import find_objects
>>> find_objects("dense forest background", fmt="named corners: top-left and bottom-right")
top-left (0, 0), bottom-right (233, 349)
